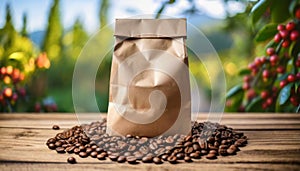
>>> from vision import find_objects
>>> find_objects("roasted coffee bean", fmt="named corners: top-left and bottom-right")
top-left (86, 147), bottom-right (92, 154)
top-left (153, 157), bottom-right (162, 164)
top-left (56, 147), bottom-right (65, 153)
top-left (192, 143), bottom-right (200, 151)
top-left (190, 152), bottom-right (200, 159)
top-left (206, 153), bottom-right (217, 159)
top-left (47, 138), bottom-right (56, 144)
top-left (184, 141), bottom-right (192, 147)
top-left (201, 150), bottom-right (208, 155)
top-left (209, 150), bottom-right (218, 155)
top-left (167, 156), bottom-right (177, 164)
top-left (161, 154), bottom-right (169, 161)
top-left (90, 151), bottom-right (98, 158)
top-left (175, 153), bottom-right (185, 160)
top-left (184, 147), bottom-right (194, 154)
top-left (66, 146), bottom-right (75, 153)
top-left (165, 137), bottom-right (174, 144)
top-left (54, 141), bottom-right (62, 147)
top-left (227, 148), bottom-right (236, 155)
top-left (109, 155), bottom-right (118, 161)
top-left (67, 157), bottom-right (76, 164)
top-left (126, 156), bottom-right (137, 164)
top-left (149, 142), bottom-right (158, 150)
top-left (127, 145), bottom-right (136, 152)
top-left (117, 156), bottom-right (126, 163)
top-left (97, 154), bottom-right (106, 160)
top-left (184, 156), bottom-right (192, 162)
top-left (79, 151), bottom-right (88, 158)
top-left (48, 143), bottom-right (56, 150)
top-left (79, 145), bottom-right (85, 152)
top-left (142, 156), bottom-right (153, 163)
top-left (52, 125), bottom-right (60, 130)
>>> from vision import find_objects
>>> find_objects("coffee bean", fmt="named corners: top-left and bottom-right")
top-left (227, 148), bottom-right (236, 155)
top-left (79, 145), bottom-right (85, 152)
top-left (97, 154), bottom-right (106, 160)
top-left (79, 151), bottom-right (88, 158)
top-left (117, 156), bottom-right (126, 163)
top-left (161, 154), bottom-right (169, 161)
top-left (52, 125), bottom-right (60, 130)
top-left (74, 148), bottom-right (80, 154)
top-left (67, 157), bottom-right (76, 164)
top-left (128, 145), bottom-right (136, 152)
top-left (165, 137), bottom-right (174, 144)
top-left (192, 143), bottom-right (200, 151)
top-left (54, 141), bottom-right (62, 147)
top-left (109, 155), bottom-right (118, 161)
top-left (184, 146), bottom-right (194, 154)
top-left (184, 156), bottom-right (192, 162)
top-left (86, 147), bottom-right (92, 154)
top-left (201, 150), bottom-right (208, 155)
top-left (176, 153), bottom-right (185, 160)
top-left (126, 156), bottom-right (137, 164)
top-left (56, 147), bottom-right (65, 153)
top-left (48, 143), bottom-right (56, 150)
top-left (90, 151), bottom-right (98, 158)
top-left (142, 156), bottom-right (153, 163)
top-left (149, 142), bottom-right (158, 150)
top-left (66, 146), bottom-right (75, 153)
top-left (184, 141), bottom-right (192, 147)
top-left (167, 156), bottom-right (177, 164)
top-left (190, 152), bottom-right (200, 159)
top-left (206, 153), bottom-right (216, 159)
top-left (153, 157), bottom-right (162, 164)
top-left (47, 138), bottom-right (56, 144)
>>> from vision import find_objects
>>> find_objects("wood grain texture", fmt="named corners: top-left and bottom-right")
top-left (0, 113), bottom-right (300, 171)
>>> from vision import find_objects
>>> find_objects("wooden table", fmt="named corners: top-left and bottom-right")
top-left (0, 113), bottom-right (299, 171)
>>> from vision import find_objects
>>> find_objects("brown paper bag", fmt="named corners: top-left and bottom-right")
top-left (107, 18), bottom-right (191, 137)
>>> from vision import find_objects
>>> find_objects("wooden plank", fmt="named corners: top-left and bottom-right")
top-left (1, 163), bottom-right (300, 171)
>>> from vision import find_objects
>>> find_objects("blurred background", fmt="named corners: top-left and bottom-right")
top-left (0, 0), bottom-right (298, 113)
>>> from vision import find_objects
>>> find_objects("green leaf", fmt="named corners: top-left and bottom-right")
top-left (290, 40), bottom-right (300, 59)
top-left (250, 0), bottom-right (271, 26)
top-left (255, 23), bottom-right (278, 42)
top-left (226, 85), bottom-right (243, 99)
top-left (245, 97), bottom-right (263, 112)
top-left (289, 0), bottom-right (299, 17)
top-left (270, 0), bottom-right (290, 23)
top-left (238, 69), bottom-right (251, 76)
top-left (279, 83), bottom-right (293, 105)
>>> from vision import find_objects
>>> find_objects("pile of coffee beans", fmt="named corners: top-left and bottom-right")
top-left (46, 119), bottom-right (247, 164)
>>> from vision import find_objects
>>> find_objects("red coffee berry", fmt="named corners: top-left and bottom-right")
top-left (296, 60), bottom-right (300, 67)
top-left (286, 22), bottom-right (296, 31)
top-left (0, 67), bottom-right (6, 75)
top-left (261, 91), bottom-right (268, 99)
top-left (274, 33), bottom-right (282, 43)
top-left (266, 97), bottom-right (273, 106)
top-left (243, 82), bottom-right (250, 90)
top-left (279, 30), bottom-right (289, 39)
top-left (270, 54), bottom-right (279, 64)
top-left (282, 40), bottom-right (290, 48)
top-left (243, 75), bottom-right (252, 82)
top-left (287, 74), bottom-right (296, 82)
top-left (260, 57), bottom-right (267, 63)
top-left (296, 73), bottom-right (300, 80)
top-left (280, 80), bottom-right (287, 88)
top-left (248, 63), bottom-right (256, 70)
top-left (277, 24), bottom-right (285, 31)
top-left (295, 8), bottom-right (300, 19)
top-left (262, 69), bottom-right (270, 78)
top-left (290, 30), bottom-right (299, 41)
top-left (262, 102), bottom-right (268, 109)
top-left (290, 96), bottom-right (299, 106)
top-left (276, 66), bottom-right (285, 74)
top-left (254, 58), bottom-right (262, 66)
top-left (266, 48), bottom-right (275, 56)
top-left (246, 89), bottom-right (256, 100)
top-left (12, 93), bottom-right (18, 101)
